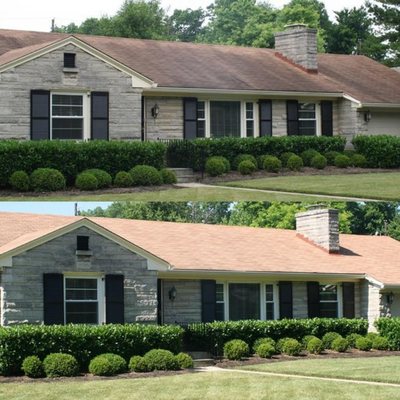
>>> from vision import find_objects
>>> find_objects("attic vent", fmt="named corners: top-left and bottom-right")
top-left (64, 53), bottom-right (76, 68)
top-left (77, 235), bottom-right (89, 251)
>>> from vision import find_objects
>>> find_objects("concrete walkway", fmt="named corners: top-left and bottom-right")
top-left (195, 366), bottom-right (400, 388)
top-left (176, 182), bottom-right (379, 202)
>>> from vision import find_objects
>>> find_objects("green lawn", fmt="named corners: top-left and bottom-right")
top-left (2, 370), bottom-right (400, 400)
top-left (221, 172), bottom-right (400, 201)
top-left (241, 356), bottom-right (400, 384)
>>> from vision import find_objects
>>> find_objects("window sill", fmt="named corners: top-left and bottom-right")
top-left (76, 250), bottom-right (93, 256)
top-left (63, 67), bottom-right (78, 73)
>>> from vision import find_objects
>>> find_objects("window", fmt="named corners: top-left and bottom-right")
top-left (64, 277), bottom-right (104, 324)
top-left (265, 284), bottom-right (274, 320)
top-left (319, 284), bottom-right (338, 318)
top-left (197, 101), bottom-right (206, 138)
top-left (229, 283), bottom-right (260, 320)
top-left (216, 283), bottom-right (225, 321)
top-left (64, 53), bottom-right (76, 68)
top-left (77, 235), bottom-right (89, 251)
top-left (298, 103), bottom-right (316, 135)
top-left (245, 103), bottom-right (254, 137)
top-left (210, 101), bottom-right (241, 138)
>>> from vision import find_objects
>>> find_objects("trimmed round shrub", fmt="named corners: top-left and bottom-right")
top-left (175, 352), bottom-right (194, 369)
top-left (307, 338), bottom-right (324, 354)
top-left (233, 154), bottom-right (257, 170)
top-left (9, 171), bottom-right (30, 192)
top-left (301, 149), bottom-right (321, 166)
top-left (253, 337), bottom-right (276, 354)
top-left (263, 156), bottom-right (282, 173)
top-left (287, 155), bottom-right (303, 171)
top-left (310, 154), bottom-right (327, 170)
top-left (331, 337), bottom-right (349, 353)
top-left (325, 151), bottom-right (341, 165)
top-left (160, 168), bottom-right (177, 184)
top-left (83, 169), bottom-right (112, 188)
top-left (205, 157), bottom-right (227, 177)
top-left (351, 153), bottom-right (367, 168)
top-left (43, 353), bottom-right (79, 378)
top-left (346, 333), bottom-right (363, 348)
top-left (129, 355), bottom-right (149, 373)
top-left (224, 339), bottom-right (250, 360)
top-left (256, 343), bottom-right (275, 359)
top-left (129, 165), bottom-right (163, 186)
top-left (372, 336), bottom-right (389, 350)
top-left (334, 154), bottom-right (351, 168)
top-left (142, 349), bottom-right (179, 371)
top-left (75, 172), bottom-right (98, 191)
top-left (238, 160), bottom-right (257, 175)
top-left (21, 355), bottom-right (44, 378)
top-left (217, 156), bottom-right (231, 173)
top-left (30, 168), bottom-right (66, 192)
top-left (257, 155), bottom-right (268, 169)
top-left (88, 353), bottom-right (127, 376)
top-left (322, 332), bottom-right (342, 349)
top-left (280, 152), bottom-right (297, 167)
top-left (281, 338), bottom-right (302, 356)
top-left (355, 337), bottom-right (373, 351)
top-left (114, 171), bottom-right (133, 187)
top-left (302, 335), bottom-right (319, 348)
top-left (366, 332), bottom-right (379, 341)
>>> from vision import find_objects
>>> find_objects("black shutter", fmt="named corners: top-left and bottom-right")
top-left (201, 280), bottom-right (216, 322)
top-left (342, 282), bottom-right (355, 318)
top-left (183, 97), bottom-right (198, 140)
top-left (278, 281), bottom-right (293, 319)
top-left (91, 92), bottom-right (109, 140)
top-left (31, 90), bottom-right (50, 140)
top-left (321, 101), bottom-right (333, 136)
top-left (105, 274), bottom-right (124, 324)
top-left (259, 100), bottom-right (272, 137)
top-left (287, 100), bottom-right (299, 136)
top-left (307, 281), bottom-right (320, 318)
top-left (43, 273), bottom-right (64, 325)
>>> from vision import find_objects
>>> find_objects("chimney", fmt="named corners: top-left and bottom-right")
top-left (295, 206), bottom-right (340, 253)
top-left (275, 24), bottom-right (318, 72)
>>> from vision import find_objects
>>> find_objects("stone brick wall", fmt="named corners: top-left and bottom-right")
top-left (360, 280), bottom-right (382, 331)
top-left (0, 44), bottom-right (142, 140)
top-left (0, 227), bottom-right (157, 325)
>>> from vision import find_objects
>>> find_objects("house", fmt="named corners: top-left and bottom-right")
top-left (0, 25), bottom-right (400, 143)
top-left (0, 207), bottom-right (399, 329)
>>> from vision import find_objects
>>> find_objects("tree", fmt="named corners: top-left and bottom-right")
top-left (167, 8), bottom-right (207, 42)
top-left (387, 215), bottom-right (400, 240)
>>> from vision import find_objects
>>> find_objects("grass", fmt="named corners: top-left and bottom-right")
top-left (241, 356), bottom-right (400, 384)
top-left (2, 370), bottom-right (400, 400)
top-left (221, 172), bottom-right (400, 200)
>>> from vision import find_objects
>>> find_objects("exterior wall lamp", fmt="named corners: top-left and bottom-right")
top-left (168, 286), bottom-right (177, 301)
top-left (151, 103), bottom-right (160, 119)
top-left (364, 110), bottom-right (371, 123)
top-left (386, 292), bottom-right (394, 305)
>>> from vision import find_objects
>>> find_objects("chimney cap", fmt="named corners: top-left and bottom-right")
top-left (284, 23), bottom-right (308, 30)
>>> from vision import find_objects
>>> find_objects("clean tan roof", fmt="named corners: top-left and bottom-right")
top-left (0, 211), bottom-right (399, 286)
top-left (1, 29), bottom-right (400, 104)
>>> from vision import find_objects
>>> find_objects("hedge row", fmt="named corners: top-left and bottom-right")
top-left (375, 317), bottom-right (400, 349)
top-left (166, 136), bottom-right (346, 170)
top-left (0, 324), bottom-right (184, 376)
top-left (184, 318), bottom-right (368, 354)
top-left (0, 140), bottom-right (166, 187)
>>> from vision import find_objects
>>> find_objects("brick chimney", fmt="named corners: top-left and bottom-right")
top-left (295, 206), bottom-right (340, 253)
top-left (275, 24), bottom-right (318, 72)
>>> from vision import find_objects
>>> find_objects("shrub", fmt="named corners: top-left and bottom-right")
top-left (351, 153), bottom-right (367, 168)
top-left (252, 337), bottom-right (276, 354)
top-left (263, 156), bottom-right (282, 173)
top-left (205, 157), bottom-right (227, 177)
top-left (355, 337), bottom-right (373, 351)
top-left (310, 154), bottom-right (327, 170)
top-left (281, 338), bottom-right (302, 356)
top-left (325, 151), bottom-right (341, 165)
top-left (322, 332), bottom-right (342, 349)
top-left (129, 356), bottom-right (149, 373)
top-left (21, 356), bottom-right (44, 378)
top-left (160, 168), bottom-right (177, 184)
top-left (30, 168), bottom-right (66, 192)
top-left (280, 152), bottom-right (297, 167)
top-left (88, 353), bottom-right (127, 376)
top-left (287, 155), bottom-right (303, 171)
top-left (224, 339), bottom-right (250, 360)
top-left (256, 155), bottom-right (268, 169)
top-left (301, 149), bottom-right (321, 167)
top-left (302, 335), bottom-right (319, 348)
top-left (366, 332), bottom-right (379, 341)
top-left (143, 349), bottom-right (179, 371)
top-left (256, 343), bottom-right (275, 358)
top-left (9, 171), bottom-right (30, 192)
top-left (307, 338), bottom-right (324, 354)
top-left (238, 160), bottom-right (257, 175)
top-left (83, 169), bottom-right (112, 188)
top-left (129, 165), bottom-right (163, 186)
top-left (331, 337), bottom-right (349, 353)
top-left (375, 318), bottom-right (400, 349)
top-left (175, 352), bottom-right (194, 369)
top-left (233, 154), bottom-right (258, 170)
top-left (334, 154), bottom-right (351, 168)
top-left (114, 171), bottom-right (133, 187)
top-left (372, 336), bottom-right (389, 350)
top-left (75, 172), bottom-right (98, 191)
top-left (43, 353), bottom-right (79, 378)
top-left (346, 333), bottom-right (363, 348)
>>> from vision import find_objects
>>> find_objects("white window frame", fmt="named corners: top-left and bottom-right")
top-left (298, 101), bottom-right (321, 136)
top-left (50, 92), bottom-right (90, 140)
top-left (63, 275), bottom-right (105, 325)
top-left (319, 283), bottom-right (343, 318)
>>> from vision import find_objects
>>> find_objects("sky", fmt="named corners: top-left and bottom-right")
top-left (1, 0), bottom-right (366, 32)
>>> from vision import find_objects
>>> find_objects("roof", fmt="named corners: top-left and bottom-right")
top-left (0, 211), bottom-right (399, 286)
top-left (1, 29), bottom-right (400, 104)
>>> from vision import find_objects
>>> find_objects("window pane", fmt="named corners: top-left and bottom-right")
top-left (265, 285), bottom-right (274, 302)
top-left (319, 285), bottom-right (337, 301)
top-left (197, 120), bottom-right (205, 138)
top-left (216, 303), bottom-right (225, 321)
top-left (52, 119), bottom-right (83, 140)
top-left (216, 284), bottom-right (224, 302)
top-left (246, 121), bottom-right (254, 137)
top-left (299, 103), bottom-right (315, 112)
top-left (66, 279), bottom-right (97, 289)
top-left (266, 302), bottom-right (274, 320)
top-left (197, 101), bottom-right (205, 119)
top-left (319, 302), bottom-right (338, 318)
top-left (229, 283), bottom-right (260, 321)
top-left (53, 95), bottom-right (83, 106)
top-left (66, 278), bottom-right (97, 300)
top-left (298, 120), bottom-right (316, 136)
top-left (66, 302), bottom-right (98, 324)
top-left (246, 102), bottom-right (253, 118)
top-left (210, 101), bottom-right (240, 138)
top-left (52, 105), bottom-right (83, 117)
